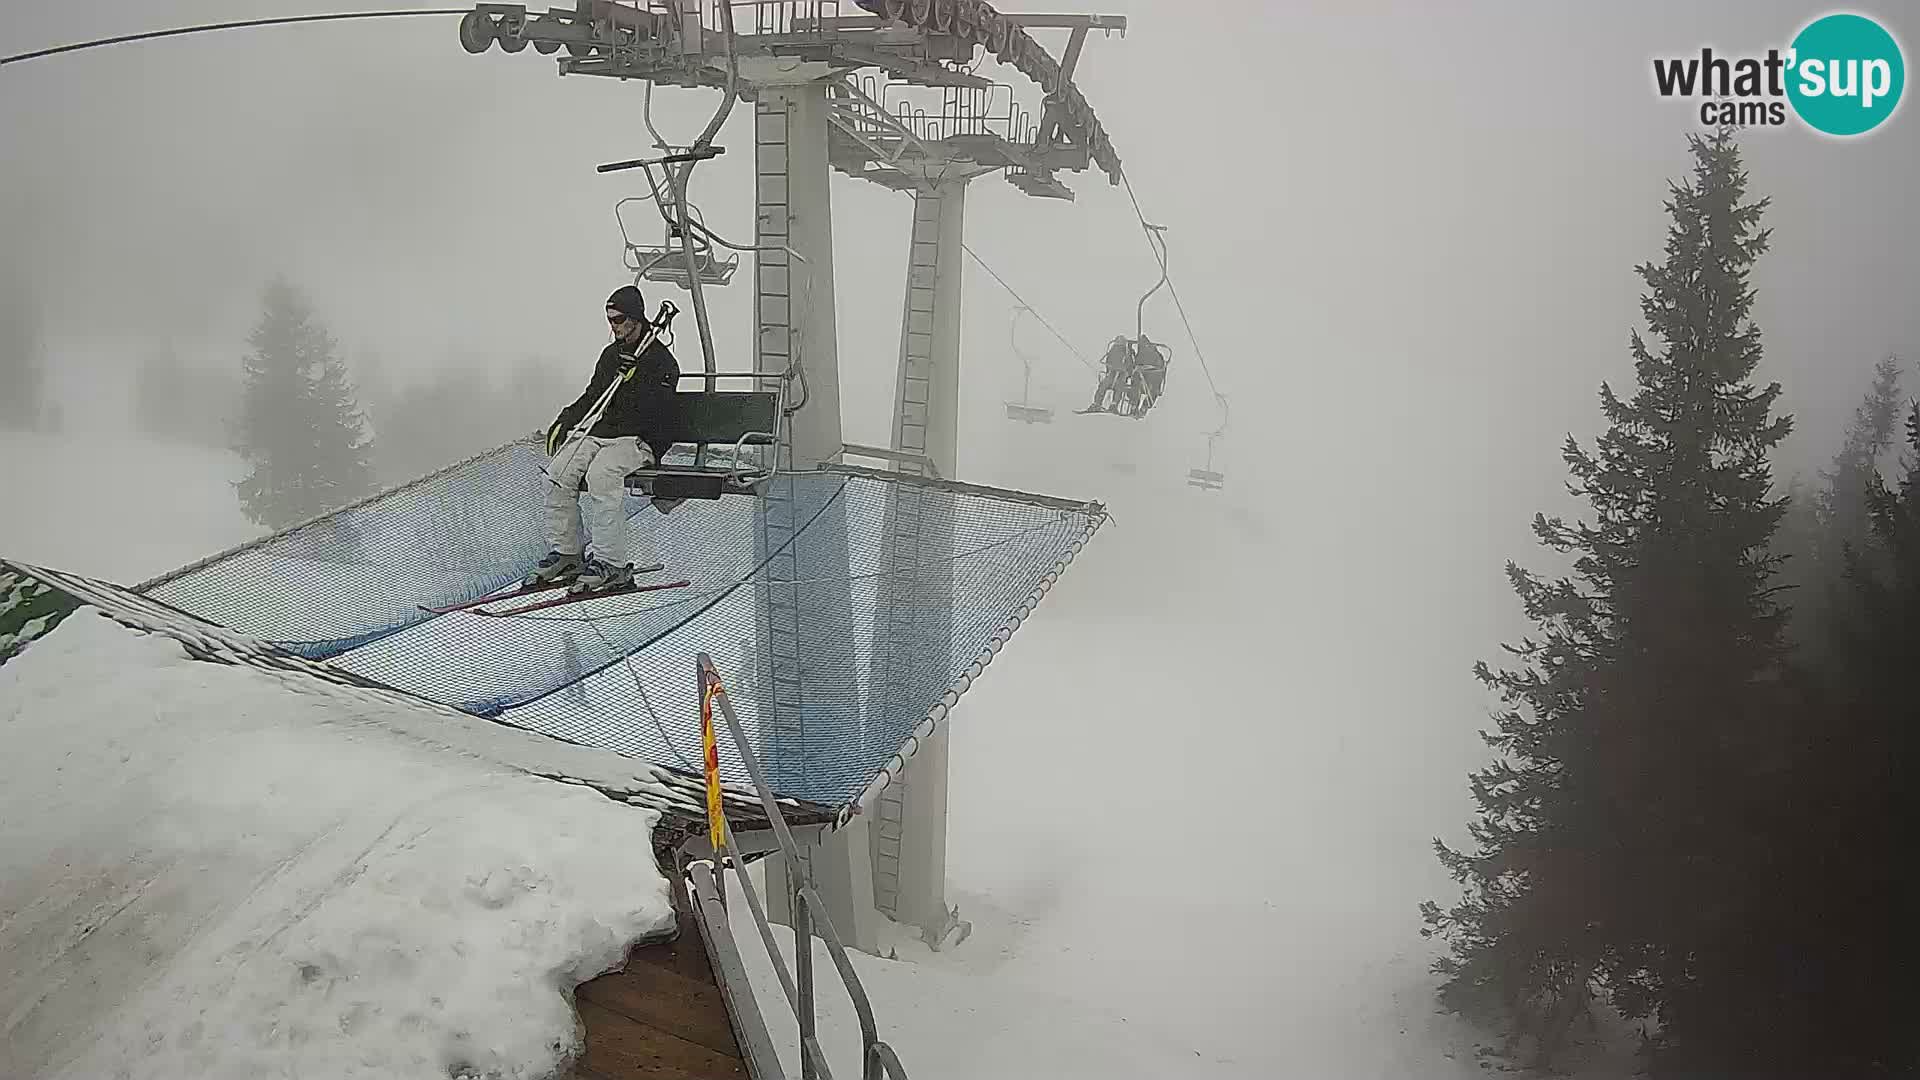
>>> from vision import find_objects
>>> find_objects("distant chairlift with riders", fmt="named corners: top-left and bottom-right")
top-left (1078, 223), bottom-right (1172, 419)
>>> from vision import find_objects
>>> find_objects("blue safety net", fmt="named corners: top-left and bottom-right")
top-left (138, 436), bottom-right (1103, 808)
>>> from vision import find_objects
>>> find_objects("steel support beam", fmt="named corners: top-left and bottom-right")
top-left (755, 83), bottom-right (842, 469)
top-left (753, 80), bottom-right (880, 957)
top-left (890, 180), bottom-right (968, 480)
top-left (869, 178), bottom-right (971, 943)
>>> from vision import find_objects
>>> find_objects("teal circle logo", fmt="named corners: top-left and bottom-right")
top-left (1786, 13), bottom-right (1905, 136)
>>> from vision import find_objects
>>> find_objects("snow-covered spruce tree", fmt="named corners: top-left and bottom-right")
top-left (1422, 128), bottom-right (1795, 1073)
top-left (232, 278), bottom-right (378, 532)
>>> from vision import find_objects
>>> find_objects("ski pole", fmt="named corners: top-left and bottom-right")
top-left (546, 302), bottom-right (680, 488)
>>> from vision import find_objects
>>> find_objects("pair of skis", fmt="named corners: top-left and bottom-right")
top-left (420, 573), bottom-right (690, 618)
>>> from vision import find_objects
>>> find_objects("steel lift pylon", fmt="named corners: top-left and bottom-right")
top-left (458, 0), bottom-right (1126, 954)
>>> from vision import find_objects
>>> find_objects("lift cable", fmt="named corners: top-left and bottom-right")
top-left (960, 242), bottom-right (1098, 374)
top-left (3, 7), bottom-right (1186, 424)
top-left (0, 8), bottom-right (466, 67)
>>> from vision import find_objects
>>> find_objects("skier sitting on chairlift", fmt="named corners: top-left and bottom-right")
top-left (526, 285), bottom-right (681, 594)
top-left (1131, 334), bottom-right (1169, 415)
top-left (1080, 335), bottom-right (1135, 414)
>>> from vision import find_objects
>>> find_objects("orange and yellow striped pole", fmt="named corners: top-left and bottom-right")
top-left (700, 670), bottom-right (726, 854)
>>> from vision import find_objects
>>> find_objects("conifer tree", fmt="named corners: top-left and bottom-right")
top-left (1423, 129), bottom-right (1794, 1072)
top-left (231, 278), bottom-right (378, 530)
top-left (1820, 356), bottom-right (1904, 544)
top-left (0, 284), bottom-right (48, 432)
top-left (1779, 356), bottom-right (1905, 660)
top-left (1795, 400), bottom-right (1920, 1079)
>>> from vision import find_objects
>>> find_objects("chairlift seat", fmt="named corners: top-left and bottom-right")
top-left (626, 389), bottom-right (781, 500)
top-left (629, 245), bottom-right (740, 288)
top-left (1186, 467), bottom-right (1225, 491)
top-left (1004, 402), bottom-right (1054, 424)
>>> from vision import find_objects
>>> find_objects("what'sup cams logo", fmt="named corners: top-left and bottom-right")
top-left (1653, 12), bottom-right (1905, 136)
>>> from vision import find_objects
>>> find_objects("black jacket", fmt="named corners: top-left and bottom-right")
top-left (549, 337), bottom-right (681, 461)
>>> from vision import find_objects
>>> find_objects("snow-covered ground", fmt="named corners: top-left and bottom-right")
top-left (0, 427), bottom-right (260, 586)
top-left (0, 612), bottom-right (676, 1080)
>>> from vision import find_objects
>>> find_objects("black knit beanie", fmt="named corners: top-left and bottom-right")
top-left (607, 285), bottom-right (647, 321)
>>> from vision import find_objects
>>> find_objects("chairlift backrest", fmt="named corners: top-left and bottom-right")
top-left (618, 371), bottom-right (792, 501)
top-left (652, 389), bottom-right (779, 447)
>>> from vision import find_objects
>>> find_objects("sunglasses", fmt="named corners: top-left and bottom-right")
top-left (607, 311), bottom-right (635, 326)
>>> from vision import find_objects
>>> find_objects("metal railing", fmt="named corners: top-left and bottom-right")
top-left (641, 0), bottom-right (849, 39)
top-left (877, 79), bottom-right (1032, 144)
top-left (827, 77), bottom-right (930, 166)
top-left (916, 83), bottom-right (1025, 141)
top-left (688, 652), bottom-right (911, 1080)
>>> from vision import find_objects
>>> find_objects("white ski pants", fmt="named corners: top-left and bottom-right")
top-left (544, 434), bottom-right (656, 568)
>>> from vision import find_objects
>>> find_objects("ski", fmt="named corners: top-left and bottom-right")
top-left (474, 577), bottom-right (693, 617)
top-left (418, 581), bottom-right (572, 616)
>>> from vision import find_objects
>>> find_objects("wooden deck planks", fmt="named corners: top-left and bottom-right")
top-left (566, 874), bottom-right (752, 1080)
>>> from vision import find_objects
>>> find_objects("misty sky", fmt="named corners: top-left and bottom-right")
top-left (3, 6), bottom-right (1917, 1070)
top-left (4, 2), bottom-right (1918, 714)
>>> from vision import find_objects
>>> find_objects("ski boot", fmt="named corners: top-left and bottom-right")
top-left (570, 557), bottom-right (664, 594)
top-left (523, 550), bottom-right (584, 589)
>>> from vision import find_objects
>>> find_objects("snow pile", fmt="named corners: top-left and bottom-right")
top-left (0, 613), bottom-right (676, 1080)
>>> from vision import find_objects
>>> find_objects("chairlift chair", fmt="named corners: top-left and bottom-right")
top-left (1187, 406), bottom-right (1228, 491)
top-left (1186, 464), bottom-right (1225, 490)
top-left (1005, 400), bottom-right (1054, 424)
top-left (1003, 306), bottom-right (1054, 424)
top-left (623, 368), bottom-right (793, 501)
top-left (560, 299), bottom-right (791, 502)
top-left (1081, 224), bottom-right (1173, 420)
top-left (1126, 223), bottom-right (1172, 420)
top-left (621, 211), bottom-right (740, 289)
top-left (595, 146), bottom-right (780, 500)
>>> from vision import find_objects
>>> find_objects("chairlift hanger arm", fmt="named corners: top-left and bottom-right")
top-left (596, 145), bottom-right (726, 173)
top-left (1009, 305), bottom-right (1040, 368)
top-left (1135, 222), bottom-right (1170, 338)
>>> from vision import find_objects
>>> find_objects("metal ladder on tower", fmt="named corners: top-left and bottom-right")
top-left (754, 90), bottom-right (811, 815)
top-left (869, 188), bottom-right (960, 933)
top-left (892, 189), bottom-right (944, 477)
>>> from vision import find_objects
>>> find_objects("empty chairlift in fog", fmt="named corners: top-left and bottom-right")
top-left (1186, 400), bottom-right (1228, 491)
top-left (1003, 305), bottom-right (1055, 424)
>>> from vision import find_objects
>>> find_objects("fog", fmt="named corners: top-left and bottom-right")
top-left (4, 1), bottom-right (1918, 1075)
